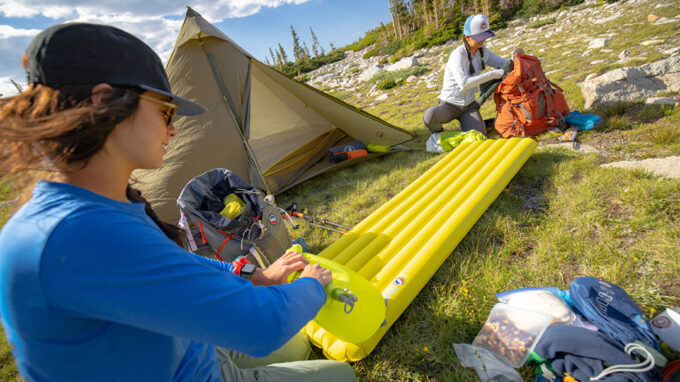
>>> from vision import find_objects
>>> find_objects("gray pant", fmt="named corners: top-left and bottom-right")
top-left (423, 100), bottom-right (486, 135)
top-left (218, 331), bottom-right (356, 381)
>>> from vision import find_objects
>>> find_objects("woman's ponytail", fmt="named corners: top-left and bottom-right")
top-left (126, 185), bottom-right (185, 248)
top-left (463, 37), bottom-right (486, 75)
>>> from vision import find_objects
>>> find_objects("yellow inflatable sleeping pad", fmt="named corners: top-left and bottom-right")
top-left (305, 138), bottom-right (537, 362)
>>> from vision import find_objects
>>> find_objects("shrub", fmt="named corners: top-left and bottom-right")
top-left (519, 0), bottom-right (584, 18)
top-left (376, 78), bottom-right (397, 90)
top-left (363, 46), bottom-right (381, 59)
top-left (379, 40), bottom-right (403, 56)
top-left (592, 101), bottom-right (628, 117)
top-left (488, 13), bottom-right (508, 30)
top-left (280, 50), bottom-right (345, 77)
top-left (639, 104), bottom-right (673, 120)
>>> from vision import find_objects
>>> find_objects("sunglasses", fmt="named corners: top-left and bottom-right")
top-left (138, 94), bottom-right (178, 126)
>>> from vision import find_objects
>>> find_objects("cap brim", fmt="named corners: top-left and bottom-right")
top-left (139, 85), bottom-right (206, 116)
top-left (471, 30), bottom-right (495, 42)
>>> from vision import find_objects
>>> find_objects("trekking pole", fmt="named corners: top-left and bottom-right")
top-left (286, 203), bottom-right (353, 234)
top-left (278, 207), bottom-right (299, 230)
top-left (287, 203), bottom-right (353, 231)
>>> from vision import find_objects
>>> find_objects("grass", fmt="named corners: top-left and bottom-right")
top-left (526, 17), bottom-right (556, 28)
top-left (2, 0), bottom-right (680, 380)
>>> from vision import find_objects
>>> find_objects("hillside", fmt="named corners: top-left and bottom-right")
top-left (303, 0), bottom-right (679, 139)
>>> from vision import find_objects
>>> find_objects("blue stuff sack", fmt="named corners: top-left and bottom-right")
top-left (569, 277), bottom-right (659, 350)
top-left (565, 110), bottom-right (602, 130)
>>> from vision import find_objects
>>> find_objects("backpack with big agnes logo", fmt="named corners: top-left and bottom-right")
top-left (176, 168), bottom-right (292, 267)
top-left (493, 51), bottom-right (570, 138)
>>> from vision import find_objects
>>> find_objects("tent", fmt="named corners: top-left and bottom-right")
top-left (134, 7), bottom-right (416, 221)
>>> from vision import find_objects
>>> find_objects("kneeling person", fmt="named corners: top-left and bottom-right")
top-left (423, 14), bottom-right (507, 136)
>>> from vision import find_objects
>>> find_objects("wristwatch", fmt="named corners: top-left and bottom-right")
top-left (240, 263), bottom-right (257, 280)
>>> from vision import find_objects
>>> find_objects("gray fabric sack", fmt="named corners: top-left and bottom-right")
top-left (177, 168), bottom-right (291, 267)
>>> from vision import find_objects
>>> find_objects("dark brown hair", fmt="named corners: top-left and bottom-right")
top-left (463, 37), bottom-right (486, 75)
top-left (0, 84), bottom-right (185, 247)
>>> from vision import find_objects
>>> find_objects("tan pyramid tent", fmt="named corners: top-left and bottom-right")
top-left (134, 7), bottom-right (416, 221)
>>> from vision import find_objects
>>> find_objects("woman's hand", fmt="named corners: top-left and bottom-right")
top-left (299, 264), bottom-right (333, 287)
top-left (250, 250), bottom-right (309, 286)
top-left (489, 68), bottom-right (505, 80)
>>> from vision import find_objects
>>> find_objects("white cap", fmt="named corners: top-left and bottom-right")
top-left (464, 14), bottom-right (495, 42)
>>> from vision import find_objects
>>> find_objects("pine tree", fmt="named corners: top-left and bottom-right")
top-left (290, 25), bottom-right (304, 61)
top-left (10, 79), bottom-right (23, 93)
top-left (275, 49), bottom-right (283, 70)
top-left (268, 47), bottom-right (277, 66)
top-left (310, 27), bottom-right (323, 57)
top-left (329, 42), bottom-right (336, 52)
top-left (277, 43), bottom-right (289, 64)
top-left (302, 42), bottom-right (311, 62)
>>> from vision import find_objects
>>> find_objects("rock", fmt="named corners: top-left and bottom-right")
top-left (386, 57), bottom-right (420, 72)
top-left (641, 39), bottom-right (663, 46)
top-left (538, 143), bottom-right (606, 155)
top-left (590, 59), bottom-right (605, 65)
top-left (376, 93), bottom-right (389, 101)
top-left (579, 56), bottom-right (680, 108)
top-left (581, 49), bottom-right (593, 57)
top-left (313, 72), bottom-right (339, 84)
top-left (655, 17), bottom-right (678, 24)
top-left (664, 47), bottom-right (680, 56)
top-left (645, 97), bottom-right (676, 105)
top-left (619, 50), bottom-right (630, 59)
top-left (357, 65), bottom-right (382, 82)
top-left (588, 37), bottom-right (610, 50)
top-left (406, 75), bottom-right (417, 82)
top-left (648, 14), bottom-right (660, 23)
top-left (593, 14), bottom-right (619, 24)
top-left (602, 156), bottom-right (680, 179)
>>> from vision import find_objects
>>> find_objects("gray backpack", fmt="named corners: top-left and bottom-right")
top-left (177, 168), bottom-right (291, 267)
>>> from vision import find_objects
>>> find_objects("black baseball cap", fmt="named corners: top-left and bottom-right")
top-left (25, 22), bottom-right (205, 116)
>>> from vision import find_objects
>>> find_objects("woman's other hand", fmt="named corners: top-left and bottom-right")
top-left (299, 264), bottom-right (332, 287)
top-left (251, 250), bottom-right (309, 286)
top-left (489, 68), bottom-right (505, 80)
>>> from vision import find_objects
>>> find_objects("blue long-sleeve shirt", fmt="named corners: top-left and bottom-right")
top-left (0, 181), bottom-right (326, 381)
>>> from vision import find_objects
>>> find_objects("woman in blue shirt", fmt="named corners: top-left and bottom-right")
top-left (0, 23), bottom-right (355, 381)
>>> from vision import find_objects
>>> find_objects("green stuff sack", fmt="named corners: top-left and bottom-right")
top-left (366, 144), bottom-right (391, 153)
top-left (219, 193), bottom-right (245, 219)
top-left (441, 130), bottom-right (486, 151)
top-left (427, 130), bottom-right (486, 153)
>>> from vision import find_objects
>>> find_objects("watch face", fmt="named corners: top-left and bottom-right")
top-left (242, 263), bottom-right (256, 274)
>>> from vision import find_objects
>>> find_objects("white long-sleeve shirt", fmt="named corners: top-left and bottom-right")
top-left (439, 44), bottom-right (507, 106)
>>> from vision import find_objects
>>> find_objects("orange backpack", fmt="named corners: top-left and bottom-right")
top-left (494, 52), bottom-right (570, 138)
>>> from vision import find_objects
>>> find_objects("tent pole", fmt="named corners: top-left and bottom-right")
top-left (199, 40), bottom-right (271, 195)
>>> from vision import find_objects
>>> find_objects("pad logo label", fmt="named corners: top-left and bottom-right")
top-left (268, 213), bottom-right (277, 225)
top-left (383, 276), bottom-right (406, 301)
top-left (652, 316), bottom-right (671, 329)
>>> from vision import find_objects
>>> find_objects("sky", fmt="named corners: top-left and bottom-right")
top-left (0, 0), bottom-right (392, 97)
